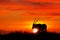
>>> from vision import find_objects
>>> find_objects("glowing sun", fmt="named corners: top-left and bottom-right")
top-left (32, 28), bottom-right (38, 33)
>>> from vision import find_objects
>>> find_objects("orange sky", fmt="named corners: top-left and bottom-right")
top-left (0, 0), bottom-right (60, 34)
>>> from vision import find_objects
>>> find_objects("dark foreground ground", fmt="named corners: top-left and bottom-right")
top-left (0, 32), bottom-right (60, 40)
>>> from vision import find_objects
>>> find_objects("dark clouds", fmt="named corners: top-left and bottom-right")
top-left (49, 13), bottom-right (60, 16)
top-left (28, 12), bottom-right (60, 16)
top-left (0, 0), bottom-right (60, 6)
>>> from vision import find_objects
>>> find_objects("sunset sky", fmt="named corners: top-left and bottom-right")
top-left (0, 0), bottom-right (60, 34)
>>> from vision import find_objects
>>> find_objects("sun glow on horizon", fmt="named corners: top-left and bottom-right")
top-left (32, 28), bottom-right (39, 33)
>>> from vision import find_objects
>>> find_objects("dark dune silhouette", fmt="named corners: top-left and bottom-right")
top-left (0, 32), bottom-right (60, 40)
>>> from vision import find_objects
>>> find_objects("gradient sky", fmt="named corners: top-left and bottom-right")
top-left (0, 0), bottom-right (60, 34)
